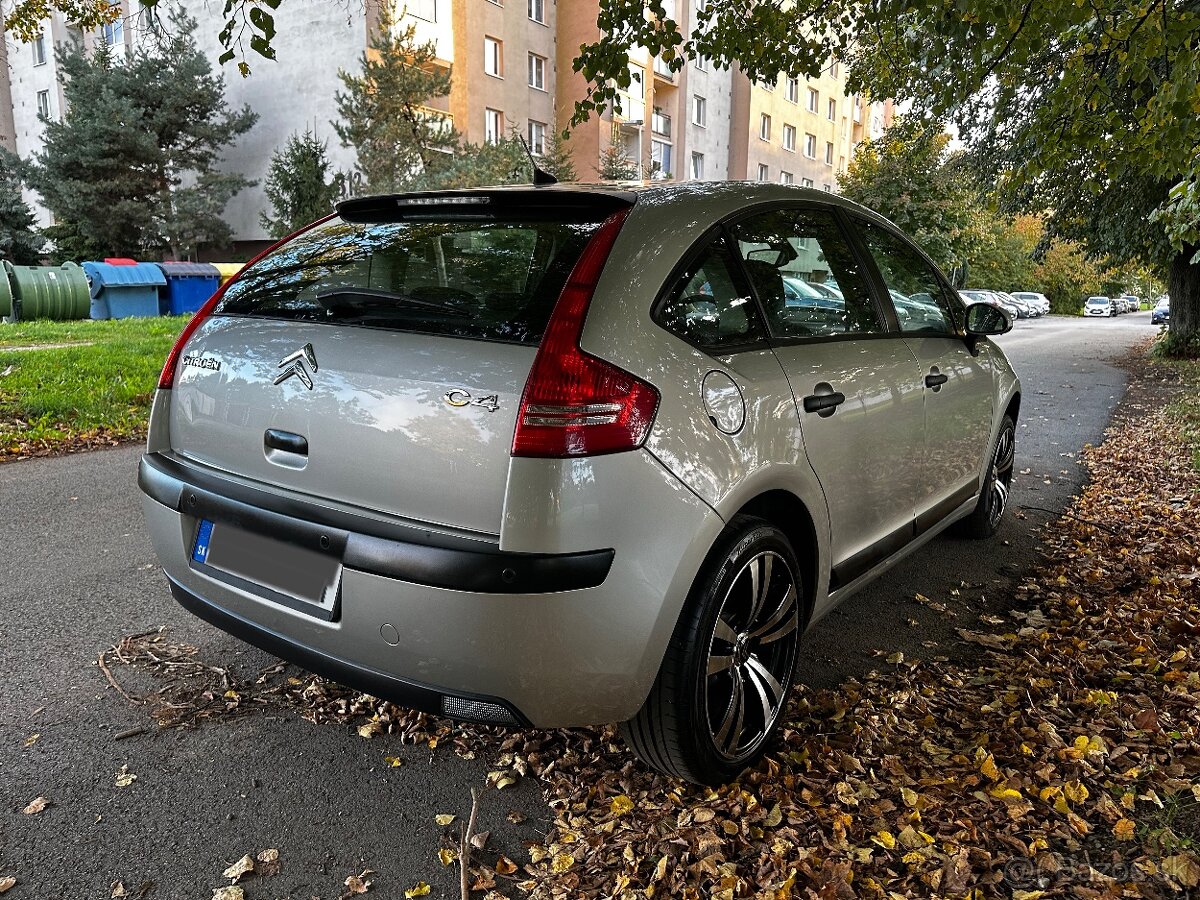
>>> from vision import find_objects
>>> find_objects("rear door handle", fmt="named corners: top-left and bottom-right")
top-left (264, 429), bottom-right (308, 455)
top-left (802, 390), bottom-right (846, 417)
top-left (925, 371), bottom-right (949, 390)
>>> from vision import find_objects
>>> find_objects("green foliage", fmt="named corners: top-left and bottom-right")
top-left (22, 11), bottom-right (256, 260)
top-left (837, 117), bottom-right (976, 271)
top-left (966, 213), bottom-right (1038, 293)
top-left (598, 138), bottom-right (638, 182)
top-left (407, 136), bottom-right (532, 191)
top-left (260, 130), bottom-right (343, 238)
top-left (571, 0), bottom-right (1200, 352)
top-left (0, 153), bottom-right (44, 265)
top-left (539, 128), bottom-right (578, 182)
top-left (333, 5), bottom-right (457, 194)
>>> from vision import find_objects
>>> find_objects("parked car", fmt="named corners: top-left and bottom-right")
top-left (139, 183), bottom-right (1020, 784)
top-left (1012, 291), bottom-right (1050, 315)
top-left (1085, 296), bottom-right (1115, 317)
top-left (997, 291), bottom-right (1037, 318)
top-left (962, 289), bottom-right (1022, 321)
top-left (1152, 297), bottom-right (1170, 325)
top-left (1122, 295), bottom-right (1141, 311)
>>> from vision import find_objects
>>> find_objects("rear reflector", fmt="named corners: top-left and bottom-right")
top-left (156, 214), bottom-right (336, 389)
top-left (511, 207), bottom-right (660, 458)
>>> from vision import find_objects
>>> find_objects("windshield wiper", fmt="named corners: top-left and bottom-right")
top-left (315, 287), bottom-right (470, 318)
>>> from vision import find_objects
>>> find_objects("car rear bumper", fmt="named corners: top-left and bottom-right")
top-left (139, 449), bottom-right (722, 727)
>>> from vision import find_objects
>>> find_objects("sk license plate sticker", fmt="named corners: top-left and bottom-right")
top-left (192, 519), bottom-right (215, 564)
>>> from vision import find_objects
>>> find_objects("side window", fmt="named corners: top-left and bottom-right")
top-left (732, 208), bottom-right (882, 338)
top-left (657, 237), bottom-right (765, 352)
top-left (856, 221), bottom-right (962, 335)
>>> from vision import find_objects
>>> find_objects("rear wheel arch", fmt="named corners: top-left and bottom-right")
top-left (732, 489), bottom-right (818, 627)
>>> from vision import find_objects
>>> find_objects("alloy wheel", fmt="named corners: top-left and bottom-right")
top-left (987, 423), bottom-right (1016, 530)
top-left (704, 550), bottom-right (800, 760)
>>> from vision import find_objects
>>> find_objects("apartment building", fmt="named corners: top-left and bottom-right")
top-left (0, 0), bottom-right (891, 248)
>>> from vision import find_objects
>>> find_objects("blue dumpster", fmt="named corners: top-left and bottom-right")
top-left (83, 261), bottom-right (166, 319)
top-left (156, 262), bottom-right (220, 315)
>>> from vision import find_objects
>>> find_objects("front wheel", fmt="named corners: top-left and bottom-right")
top-left (957, 415), bottom-right (1016, 539)
top-left (621, 516), bottom-right (804, 785)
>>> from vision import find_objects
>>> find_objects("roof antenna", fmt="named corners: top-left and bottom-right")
top-left (519, 135), bottom-right (558, 186)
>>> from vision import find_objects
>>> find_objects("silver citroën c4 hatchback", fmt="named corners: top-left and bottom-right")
top-left (140, 183), bottom-right (1019, 784)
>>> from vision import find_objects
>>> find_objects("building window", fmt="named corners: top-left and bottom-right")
top-left (33, 33), bottom-right (46, 65)
top-left (651, 140), bottom-right (672, 178)
top-left (528, 52), bottom-right (546, 90)
top-left (801, 177), bottom-right (814, 188)
top-left (785, 77), bottom-right (798, 103)
top-left (759, 113), bottom-right (771, 141)
top-left (825, 141), bottom-right (835, 165)
top-left (36, 90), bottom-right (50, 119)
top-left (829, 60), bottom-right (840, 78)
top-left (806, 87), bottom-right (818, 113)
top-left (694, 54), bottom-right (708, 72)
top-left (760, 78), bottom-right (774, 92)
top-left (823, 183), bottom-right (833, 192)
top-left (101, 15), bottom-right (123, 47)
top-left (651, 110), bottom-right (671, 137)
top-left (827, 98), bottom-right (836, 120)
top-left (692, 94), bottom-right (707, 127)
top-left (485, 108), bottom-right (503, 143)
top-left (691, 151), bottom-right (704, 180)
top-left (757, 163), bottom-right (769, 181)
top-left (804, 133), bottom-right (817, 158)
top-left (528, 0), bottom-right (545, 23)
top-left (618, 64), bottom-right (645, 120)
top-left (409, 0), bottom-right (437, 21)
top-left (528, 120), bottom-right (546, 154)
top-left (782, 124), bottom-right (796, 152)
top-left (780, 171), bottom-right (793, 184)
top-left (484, 36), bottom-right (502, 77)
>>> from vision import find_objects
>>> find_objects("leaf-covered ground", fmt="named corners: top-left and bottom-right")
top-left (103, 354), bottom-right (1200, 899)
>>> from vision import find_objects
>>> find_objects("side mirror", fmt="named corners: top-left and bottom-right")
top-left (964, 301), bottom-right (1012, 337)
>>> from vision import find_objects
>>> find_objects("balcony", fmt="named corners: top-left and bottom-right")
top-left (651, 111), bottom-right (671, 138)
top-left (652, 57), bottom-right (676, 83)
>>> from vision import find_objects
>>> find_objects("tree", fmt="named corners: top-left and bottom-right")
top-left (0, 154), bottom-right (45, 265)
top-left (539, 127), bottom-right (578, 182)
top-left (837, 117), bottom-right (977, 271)
top-left (23, 12), bottom-right (256, 260)
top-left (407, 135), bottom-right (532, 191)
top-left (333, 5), bottom-right (457, 194)
top-left (598, 130), bottom-right (638, 181)
top-left (260, 130), bottom-right (343, 238)
top-left (570, 1), bottom-right (1200, 355)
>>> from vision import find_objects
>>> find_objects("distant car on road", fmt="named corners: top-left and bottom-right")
top-left (1151, 297), bottom-right (1170, 325)
top-left (1085, 296), bottom-right (1115, 317)
top-left (997, 291), bottom-right (1038, 318)
top-left (1122, 295), bottom-right (1141, 311)
top-left (961, 289), bottom-right (1021, 321)
top-left (1012, 291), bottom-right (1050, 315)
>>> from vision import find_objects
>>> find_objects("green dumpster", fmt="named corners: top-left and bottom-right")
top-left (4, 261), bottom-right (91, 321)
top-left (0, 268), bottom-right (13, 323)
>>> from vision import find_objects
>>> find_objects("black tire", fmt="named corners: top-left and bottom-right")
top-left (957, 414), bottom-right (1016, 539)
top-left (621, 515), bottom-right (804, 785)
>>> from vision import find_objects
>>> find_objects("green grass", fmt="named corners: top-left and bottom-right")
top-left (0, 316), bottom-right (189, 453)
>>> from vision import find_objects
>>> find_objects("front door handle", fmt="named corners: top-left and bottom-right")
top-left (925, 370), bottom-right (949, 391)
top-left (802, 387), bottom-right (846, 417)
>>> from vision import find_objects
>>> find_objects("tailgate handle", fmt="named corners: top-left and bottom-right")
top-left (264, 429), bottom-right (308, 456)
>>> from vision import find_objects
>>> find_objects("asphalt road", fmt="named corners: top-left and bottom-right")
top-left (0, 311), bottom-right (1159, 899)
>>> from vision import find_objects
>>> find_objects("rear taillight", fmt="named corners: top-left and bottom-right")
top-left (156, 214), bottom-right (337, 389)
top-left (511, 208), bottom-right (660, 458)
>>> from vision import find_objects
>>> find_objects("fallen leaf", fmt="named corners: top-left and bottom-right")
top-left (610, 794), bottom-right (634, 816)
top-left (496, 856), bottom-right (518, 875)
top-left (222, 855), bottom-right (254, 883)
top-left (403, 883), bottom-right (430, 898)
top-left (438, 848), bottom-right (457, 866)
top-left (0, 878), bottom-right (12, 895)
top-left (22, 734), bottom-right (39, 748)
top-left (111, 882), bottom-right (126, 898)
top-left (211, 889), bottom-right (243, 900)
top-left (255, 848), bottom-right (280, 877)
top-left (434, 814), bottom-right (456, 826)
top-left (470, 830), bottom-right (490, 850)
top-left (384, 756), bottom-right (403, 768)
top-left (22, 796), bottom-right (48, 815)
top-left (114, 766), bottom-right (137, 788)
top-left (1114, 818), bottom-right (1136, 840)
top-left (550, 852), bottom-right (574, 874)
top-left (1162, 854), bottom-right (1200, 888)
top-left (343, 870), bottom-right (374, 894)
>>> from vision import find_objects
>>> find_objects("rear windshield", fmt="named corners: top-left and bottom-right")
top-left (215, 213), bottom-right (609, 345)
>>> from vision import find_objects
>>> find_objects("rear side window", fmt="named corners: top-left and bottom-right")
top-left (216, 214), bottom-right (611, 345)
top-left (657, 237), bottom-right (766, 352)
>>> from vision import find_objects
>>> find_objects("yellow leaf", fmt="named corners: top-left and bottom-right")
top-left (763, 803), bottom-right (782, 827)
top-left (357, 719), bottom-right (381, 739)
top-left (652, 856), bottom-right (669, 882)
top-left (900, 787), bottom-right (920, 808)
top-left (114, 766), bottom-right (137, 788)
top-left (434, 814), bottom-right (456, 826)
top-left (721, 819), bottom-right (739, 835)
top-left (1114, 818), bottom-right (1136, 841)
top-left (221, 855), bottom-right (255, 883)
top-left (384, 756), bottom-right (403, 768)
top-left (979, 754), bottom-right (1000, 781)
top-left (22, 734), bottom-right (39, 748)
top-left (1038, 786), bottom-right (1060, 803)
top-left (989, 785), bottom-right (1023, 802)
top-left (610, 794), bottom-right (634, 816)
top-left (1064, 781), bottom-right (1089, 804)
top-left (1162, 854), bottom-right (1200, 888)
top-left (1054, 795), bottom-right (1070, 815)
top-left (550, 852), bottom-right (574, 874)
top-left (438, 848), bottom-right (457, 866)
top-left (404, 882), bottom-right (431, 898)
top-left (871, 830), bottom-right (896, 850)
top-left (1012, 891), bottom-right (1046, 900)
